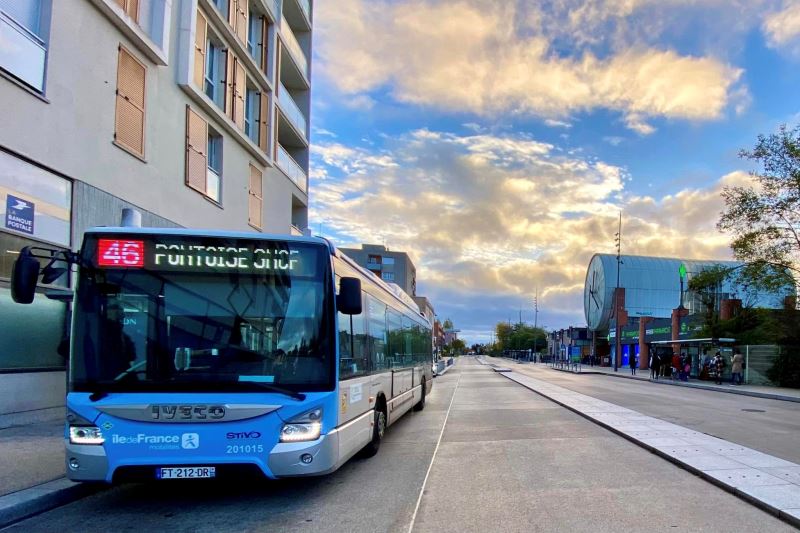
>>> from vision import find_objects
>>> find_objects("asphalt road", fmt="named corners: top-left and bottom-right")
top-left (4, 359), bottom-right (794, 532)
top-left (511, 362), bottom-right (800, 465)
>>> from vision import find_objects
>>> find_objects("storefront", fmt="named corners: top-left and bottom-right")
top-left (0, 149), bottom-right (72, 415)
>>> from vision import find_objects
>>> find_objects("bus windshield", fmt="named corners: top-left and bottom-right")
top-left (70, 234), bottom-right (334, 393)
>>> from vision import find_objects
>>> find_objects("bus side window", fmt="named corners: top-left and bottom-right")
top-left (339, 288), bottom-right (367, 379)
top-left (367, 295), bottom-right (387, 372)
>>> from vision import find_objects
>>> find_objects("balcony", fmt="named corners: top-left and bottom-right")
top-left (281, 17), bottom-right (308, 78)
top-left (278, 82), bottom-right (307, 138)
top-left (297, 0), bottom-right (310, 21)
top-left (266, 0), bottom-right (282, 20)
top-left (276, 144), bottom-right (308, 194)
top-left (0, 12), bottom-right (46, 92)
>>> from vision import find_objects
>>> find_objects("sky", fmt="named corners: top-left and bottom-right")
top-left (307, 0), bottom-right (800, 344)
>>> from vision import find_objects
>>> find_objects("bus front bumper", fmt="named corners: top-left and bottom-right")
top-left (65, 431), bottom-right (340, 482)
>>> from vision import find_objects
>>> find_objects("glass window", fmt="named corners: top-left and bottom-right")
top-left (0, 0), bottom-right (46, 91)
top-left (71, 236), bottom-right (333, 392)
top-left (211, 0), bottom-right (228, 17)
top-left (244, 87), bottom-right (260, 143)
top-left (206, 129), bottom-right (222, 202)
top-left (338, 281), bottom-right (366, 379)
top-left (0, 285), bottom-right (68, 370)
top-left (381, 272), bottom-right (394, 281)
top-left (247, 12), bottom-right (262, 63)
top-left (204, 39), bottom-right (226, 108)
top-left (382, 257), bottom-right (395, 265)
top-left (367, 295), bottom-right (386, 371)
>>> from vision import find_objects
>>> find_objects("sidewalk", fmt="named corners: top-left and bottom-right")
top-left (0, 408), bottom-right (99, 528)
top-left (496, 357), bottom-right (800, 403)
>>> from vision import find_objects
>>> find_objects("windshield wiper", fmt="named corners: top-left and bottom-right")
top-left (240, 381), bottom-right (306, 401)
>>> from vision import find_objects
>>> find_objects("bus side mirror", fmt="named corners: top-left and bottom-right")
top-left (11, 247), bottom-right (40, 304)
top-left (337, 277), bottom-right (362, 315)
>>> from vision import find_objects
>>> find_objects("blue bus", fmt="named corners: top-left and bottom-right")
top-left (11, 227), bottom-right (432, 482)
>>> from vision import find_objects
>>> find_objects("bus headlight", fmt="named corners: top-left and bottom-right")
top-left (280, 408), bottom-right (322, 443)
top-left (69, 426), bottom-right (105, 445)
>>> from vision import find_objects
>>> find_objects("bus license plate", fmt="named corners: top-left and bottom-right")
top-left (157, 467), bottom-right (216, 479)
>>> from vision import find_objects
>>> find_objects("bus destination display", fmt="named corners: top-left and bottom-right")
top-left (96, 238), bottom-right (316, 275)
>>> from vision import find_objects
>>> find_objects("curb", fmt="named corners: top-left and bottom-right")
top-left (540, 364), bottom-right (800, 404)
top-left (0, 478), bottom-right (104, 529)
top-left (497, 370), bottom-right (800, 530)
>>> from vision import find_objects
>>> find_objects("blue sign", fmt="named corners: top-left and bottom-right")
top-left (5, 194), bottom-right (34, 235)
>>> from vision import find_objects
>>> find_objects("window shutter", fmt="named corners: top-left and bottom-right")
top-left (228, 0), bottom-right (237, 28)
top-left (126, 0), bottom-right (139, 22)
top-left (236, 0), bottom-right (248, 44)
top-left (259, 91), bottom-right (268, 152)
top-left (248, 164), bottom-right (262, 228)
top-left (186, 107), bottom-right (208, 193)
top-left (115, 46), bottom-right (146, 157)
top-left (233, 59), bottom-right (246, 130)
top-left (225, 49), bottom-right (235, 119)
top-left (194, 10), bottom-right (207, 89)
top-left (260, 16), bottom-right (268, 72)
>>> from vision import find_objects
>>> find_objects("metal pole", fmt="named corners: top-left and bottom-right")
top-left (614, 211), bottom-right (622, 372)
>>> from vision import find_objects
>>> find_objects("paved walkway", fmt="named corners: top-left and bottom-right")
top-left (0, 409), bottom-right (64, 499)
top-left (499, 358), bottom-right (800, 402)
top-left (481, 358), bottom-right (800, 528)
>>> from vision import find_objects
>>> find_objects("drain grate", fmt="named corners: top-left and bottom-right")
top-left (741, 408), bottom-right (766, 413)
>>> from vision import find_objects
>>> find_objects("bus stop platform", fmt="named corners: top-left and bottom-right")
top-left (0, 408), bottom-right (103, 528)
top-left (495, 357), bottom-right (800, 403)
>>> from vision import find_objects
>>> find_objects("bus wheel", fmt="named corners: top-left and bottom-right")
top-left (413, 378), bottom-right (426, 411)
top-left (360, 405), bottom-right (386, 458)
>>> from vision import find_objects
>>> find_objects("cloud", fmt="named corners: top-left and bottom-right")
top-left (544, 119), bottom-right (573, 129)
top-left (316, 0), bottom-right (746, 133)
top-left (763, 2), bottom-right (800, 50)
top-left (311, 128), bottom-right (737, 341)
top-left (603, 136), bottom-right (625, 146)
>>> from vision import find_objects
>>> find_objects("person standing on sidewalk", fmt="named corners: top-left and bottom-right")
top-left (714, 352), bottom-right (724, 385)
top-left (630, 352), bottom-right (637, 375)
top-left (731, 349), bottom-right (744, 385)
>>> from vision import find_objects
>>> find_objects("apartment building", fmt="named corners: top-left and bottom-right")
top-left (0, 0), bottom-right (313, 415)
top-left (339, 244), bottom-right (417, 297)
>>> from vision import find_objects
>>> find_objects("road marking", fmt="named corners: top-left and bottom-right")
top-left (407, 367), bottom-right (463, 533)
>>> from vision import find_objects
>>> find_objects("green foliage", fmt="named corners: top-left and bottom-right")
top-left (450, 339), bottom-right (466, 355)
top-left (718, 123), bottom-right (800, 287)
top-left (494, 322), bottom-right (547, 352)
top-left (766, 346), bottom-right (800, 388)
top-left (442, 318), bottom-right (454, 330)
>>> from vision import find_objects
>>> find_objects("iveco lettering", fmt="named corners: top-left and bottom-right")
top-left (11, 228), bottom-right (432, 483)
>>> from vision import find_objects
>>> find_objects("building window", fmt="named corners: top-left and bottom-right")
top-left (382, 272), bottom-right (395, 282)
top-left (383, 257), bottom-right (395, 265)
top-left (207, 128), bottom-right (222, 202)
top-left (185, 106), bottom-right (221, 204)
top-left (114, 46), bottom-right (146, 158)
top-left (211, 0), bottom-right (229, 18)
top-left (247, 11), bottom-right (262, 63)
top-left (204, 38), bottom-right (225, 108)
top-left (248, 164), bottom-right (262, 228)
top-left (244, 86), bottom-right (260, 143)
top-left (0, 0), bottom-right (48, 92)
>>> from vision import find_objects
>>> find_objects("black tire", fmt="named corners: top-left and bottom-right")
top-left (359, 404), bottom-right (386, 458)
top-left (413, 378), bottom-right (426, 411)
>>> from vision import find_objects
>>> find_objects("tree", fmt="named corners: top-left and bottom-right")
top-left (450, 339), bottom-right (466, 355)
top-left (718, 124), bottom-right (800, 290)
top-left (443, 318), bottom-right (454, 330)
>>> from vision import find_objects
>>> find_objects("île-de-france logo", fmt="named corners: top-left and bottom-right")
top-left (5, 194), bottom-right (35, 235)
top-left (181, 433), bottom-right (200, 449)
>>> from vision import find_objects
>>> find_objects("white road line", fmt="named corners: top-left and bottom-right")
top-left (406, 369), bottom-right (463, 533)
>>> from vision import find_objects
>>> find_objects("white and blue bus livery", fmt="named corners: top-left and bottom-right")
top-left (11, 228), bottom-right (433, 482)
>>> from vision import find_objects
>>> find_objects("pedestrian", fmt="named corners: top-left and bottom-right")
top-left (681, 353), bottom-right (690, 382)
top-left (671, 352), bottom-right (681, 381)
top-left (731, 349), bottom-right (744, 385)
top-left (630, 352), bottom-right (637, 375)
top-left (713, 351), bottom-right (724, 385)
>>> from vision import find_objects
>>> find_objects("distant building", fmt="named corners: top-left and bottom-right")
top-left (413, 296), bottom-right (435, 325)
top-left (340, 244), bottom-right (417, 297)
top-left (444, 329), bottom-right (459, 346)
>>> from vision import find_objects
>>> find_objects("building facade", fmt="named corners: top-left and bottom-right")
top-left (339, 244), bottom-right (417, 297)
top-left (0, 0), bottom-right (313, 415)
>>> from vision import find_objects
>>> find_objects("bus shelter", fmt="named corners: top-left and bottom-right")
top-left (647, 338), bottom-right (736, 379)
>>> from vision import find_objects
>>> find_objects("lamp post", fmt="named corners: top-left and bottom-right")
top-left (614, 212), bottom-right (622, 372)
